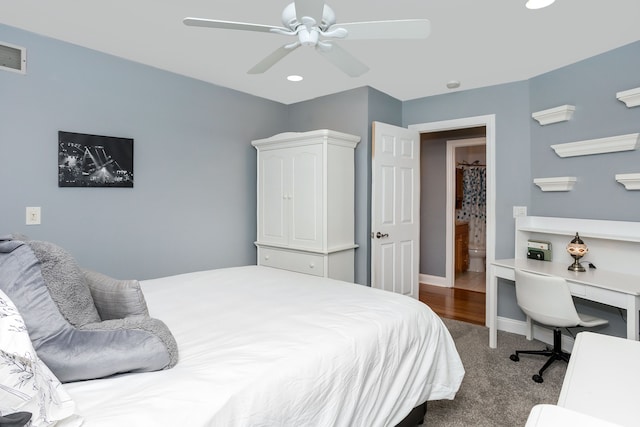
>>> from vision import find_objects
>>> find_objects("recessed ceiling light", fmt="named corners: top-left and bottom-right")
top-left (525, 0), bottom-right (555, 9)
top-left (446, 80), bottom-right (461, 89)
top-left (287, 75), bottom-right (303, 82)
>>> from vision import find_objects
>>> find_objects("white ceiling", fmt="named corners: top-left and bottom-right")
top-left (2, 0), bottom-right (640, 105)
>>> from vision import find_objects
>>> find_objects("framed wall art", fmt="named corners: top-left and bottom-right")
top-left (58, 131), bottom-right (134, 188)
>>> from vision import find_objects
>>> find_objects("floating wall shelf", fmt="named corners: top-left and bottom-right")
top-left (531, 105), bottom-right (575, 125)
top-left (550, 133), bottom-right (640, 158)
top-left (616, 87), bottom-right (640, 108)
top-left (533, 176), bottom-right (576, 192)
top-left (615, 173), bottom-right (640, 190)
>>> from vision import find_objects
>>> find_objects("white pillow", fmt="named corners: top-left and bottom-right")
top-left (0, 289), bottom-right (82, 426)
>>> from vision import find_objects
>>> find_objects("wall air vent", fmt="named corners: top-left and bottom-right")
top-left (0, 42), bottom-right (26, 74)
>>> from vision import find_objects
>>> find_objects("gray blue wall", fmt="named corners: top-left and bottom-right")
top-left (404, 81), bottom-right (533, 261)
top-left (529, 42), bottom-right (640, 220)
top-left (0, 24), bottom-right (288, 280)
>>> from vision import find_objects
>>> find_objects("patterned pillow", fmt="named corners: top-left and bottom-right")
top-left (0, 290), bottom-right (82, 427)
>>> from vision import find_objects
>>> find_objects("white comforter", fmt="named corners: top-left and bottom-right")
top-left (64, 266), bottom-right (464, 427)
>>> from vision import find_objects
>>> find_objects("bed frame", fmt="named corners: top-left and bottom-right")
top-left (396, 403), bottom-right (427, 427)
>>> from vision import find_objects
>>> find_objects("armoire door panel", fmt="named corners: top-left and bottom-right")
top-left (260, 154), bottom-right (287, 244)
top-left (290, 147), bottom-right (323, 249)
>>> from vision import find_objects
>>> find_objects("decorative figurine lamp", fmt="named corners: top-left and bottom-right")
top-left (566, 232), bottom-right (588, 272)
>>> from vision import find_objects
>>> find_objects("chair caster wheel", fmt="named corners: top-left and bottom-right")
top-left (532, 374), bottom-right (544, 383)
top-left (510, 354), bottom-right (519, 362)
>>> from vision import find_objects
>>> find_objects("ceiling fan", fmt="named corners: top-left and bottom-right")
top-left (183, 0), bottom-right (431, 77)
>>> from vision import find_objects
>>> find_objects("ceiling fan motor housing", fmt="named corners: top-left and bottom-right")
top-left (298, 28), bottom-right (319, 46)
top-left (282, 2), bottom-right (336, 31)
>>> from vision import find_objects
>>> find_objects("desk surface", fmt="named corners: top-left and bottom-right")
top-left (493, 258), bottom-right (640, 296)
top-left (558, 332), bottom-right (640, 427)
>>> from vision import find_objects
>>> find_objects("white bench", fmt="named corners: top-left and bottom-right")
top-left (526, 331), bottom-right (640, 426)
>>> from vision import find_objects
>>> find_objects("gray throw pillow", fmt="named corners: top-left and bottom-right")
top-left (28, 240), bottom-right (100, 327)
top-left (83, 269), bottom-right (149, 320)
top-left (0, 237), bottom-right (178, 383)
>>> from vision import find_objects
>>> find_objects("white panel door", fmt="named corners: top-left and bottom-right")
top-left (371, 122), bottom-right (420, 298)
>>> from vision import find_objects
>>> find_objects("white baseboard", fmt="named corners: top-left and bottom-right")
top-left (497, 316), bottom-right (525, 335)
top-left (497, 316), bottom-right (576, 352)
top-left (419, 273), bottom-right (450, 287)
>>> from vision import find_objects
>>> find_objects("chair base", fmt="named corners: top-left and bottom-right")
top-left (509, 327), bottom-right (570, 383)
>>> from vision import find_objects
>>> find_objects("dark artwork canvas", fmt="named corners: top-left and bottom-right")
top-left (58, 131), bottom-right (134, 187)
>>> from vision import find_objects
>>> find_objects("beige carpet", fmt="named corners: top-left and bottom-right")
top-left (424, 318), bottom-right (567, 426)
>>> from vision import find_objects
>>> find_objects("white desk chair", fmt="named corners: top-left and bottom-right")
top-left (509, 269), bottom-right (608, 383)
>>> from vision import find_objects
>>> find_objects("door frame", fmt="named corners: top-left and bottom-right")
top-left (409, 114), bottom-right (495, 327)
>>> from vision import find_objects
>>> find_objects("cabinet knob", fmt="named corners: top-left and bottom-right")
top-left (264, 255), bottom-right (270, 260)
top-left (309, 262), bottom-right (315, 268)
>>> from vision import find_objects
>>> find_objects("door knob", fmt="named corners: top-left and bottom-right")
top-left (375, 231), bottom-right (389, 239)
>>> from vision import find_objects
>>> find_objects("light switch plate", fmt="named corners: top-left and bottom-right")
top-left (26, 206), bottom-right (41, 225)
top-left (513, 206), bottom-right (527, 218)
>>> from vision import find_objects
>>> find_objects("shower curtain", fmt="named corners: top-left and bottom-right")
top-left (456, 166), bottom-right (486, 248)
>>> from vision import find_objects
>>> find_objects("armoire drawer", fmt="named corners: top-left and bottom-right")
top-left (258, 247), bottom-right (325, 277)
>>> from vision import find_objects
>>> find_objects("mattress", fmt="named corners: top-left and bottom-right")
top-left (63, 266), bottom-right (464, 426)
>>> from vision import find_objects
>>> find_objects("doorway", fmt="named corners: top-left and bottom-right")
top-left (451, 137), bottom-right (486, 294)
top-left (409, 115), bottom-right (495, 326)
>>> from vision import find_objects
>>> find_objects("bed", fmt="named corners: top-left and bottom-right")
top-left (0, 235), bottom-right (464, 427)
top-left (58, 265), bottom-right (464, 426)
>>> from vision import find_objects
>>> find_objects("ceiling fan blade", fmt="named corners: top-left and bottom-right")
top-left (317, 43), bottom-right (369, 77)
top-left (183, 17), bottom-right (288, 34)
top-left (294, 0), bottom-right (325, 25)
top-left (334, 19), bottom-right (431, 40)
top-left (247, 44), bottom-right (300, 74)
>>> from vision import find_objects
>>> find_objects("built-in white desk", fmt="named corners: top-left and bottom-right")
top-left (489, 258), bottom-right (640, 348)
top-left (488, 216), bottom-right (640, 349)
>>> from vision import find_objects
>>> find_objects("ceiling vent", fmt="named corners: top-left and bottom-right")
top-left (0, 42), bottom-right (26, 74)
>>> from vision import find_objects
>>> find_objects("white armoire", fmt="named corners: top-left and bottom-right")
top-left (252, 129), bottom-right (360, 282)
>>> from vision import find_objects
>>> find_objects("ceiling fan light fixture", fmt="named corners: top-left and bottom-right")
top-left (525, 0), bottom-right (555, 9)
top-left (287, 75), bottom-right (303, 82)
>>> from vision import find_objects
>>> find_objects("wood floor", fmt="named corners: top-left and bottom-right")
top-left (419, 273), bottom-right (486, 325)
